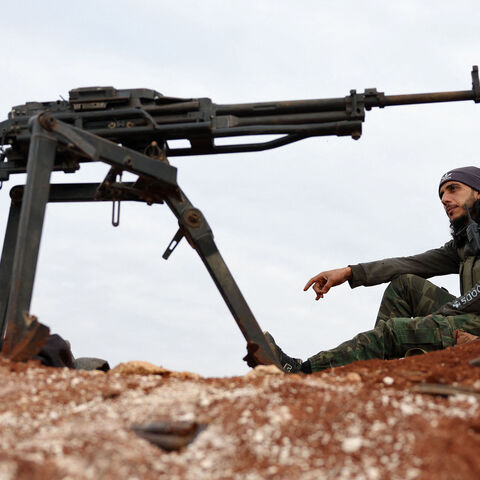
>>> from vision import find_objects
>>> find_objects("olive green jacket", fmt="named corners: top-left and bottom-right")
top-left (348, 240), bottom-right (477, 295)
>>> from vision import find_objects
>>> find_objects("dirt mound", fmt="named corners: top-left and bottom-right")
top-left (1, 341), bottom-right (480, 479)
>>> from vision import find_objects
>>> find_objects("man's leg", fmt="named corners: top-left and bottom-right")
top-left (308, 312), bottom-right (480, 372)
top-left (375, 274), bottom-right (455, 326)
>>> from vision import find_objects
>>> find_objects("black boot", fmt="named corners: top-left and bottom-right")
top-left (264, 331), bottom-right (302, 373)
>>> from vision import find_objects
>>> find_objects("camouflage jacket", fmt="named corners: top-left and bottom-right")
top-left (348, 240), bottom-right (477, 295)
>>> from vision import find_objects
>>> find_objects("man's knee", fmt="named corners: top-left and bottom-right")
top-left (389, 274), bottom-right (425, 291)
top-left (384, 315), bottom-right (452, 352)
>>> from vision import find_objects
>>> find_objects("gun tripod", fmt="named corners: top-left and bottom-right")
top-left (0, 114), bottom-right (279, 368)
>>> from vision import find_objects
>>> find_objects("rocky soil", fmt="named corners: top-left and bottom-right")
top-left (1, 339), bottom-right (480, 480)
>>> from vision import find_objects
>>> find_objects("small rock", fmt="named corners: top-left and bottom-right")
top-left (200, 457), bottom-right (213, 469)
top-left (110, 361), bottom-right (201, 379)
top-left (400, 403), bottom-right (415, 415)
top-left (383, 376), bottom-right (394, 386)
top-left (74, 357), bottom-right (110, 372)
top-left (110, 361), bottom-right (171, 376)
top-left (131, 421), bottom-right (206, 451)
top-left (366, 466), bottom-right (380, 480)
top-left (344, 372), bottom-right (362, 383)
top-left (341, 436), bottom-right (363, 453)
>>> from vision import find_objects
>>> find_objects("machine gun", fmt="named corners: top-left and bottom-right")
top-left (0, 66), bottom-right (479, 368)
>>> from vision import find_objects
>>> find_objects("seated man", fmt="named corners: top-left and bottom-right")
top-left (266, 166), bottom-right (480, 373)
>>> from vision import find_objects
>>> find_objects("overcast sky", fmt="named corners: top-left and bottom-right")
top-left (1, 1), bottom-right (479, 375)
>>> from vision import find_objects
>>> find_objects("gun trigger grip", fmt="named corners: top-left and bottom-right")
top-left (162, 228), bottom-right (184, 260)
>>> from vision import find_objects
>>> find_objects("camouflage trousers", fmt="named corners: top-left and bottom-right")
top-left (308, 274), bottom-right (480, 372)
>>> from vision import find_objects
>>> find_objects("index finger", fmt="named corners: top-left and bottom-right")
top-left (304, 278), bottom-right (315, 291)
top-left (304, 276), bottom-right (322, 291)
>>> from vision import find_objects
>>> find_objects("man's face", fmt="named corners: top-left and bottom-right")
top-left (439, 180), bottom-right (480, 221)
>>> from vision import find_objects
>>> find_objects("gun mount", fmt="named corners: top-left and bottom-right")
top-left (0, 67), bottom-right (479, 368)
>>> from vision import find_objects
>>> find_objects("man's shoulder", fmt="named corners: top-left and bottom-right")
top-left (441, 239), bottom-right (456, 250)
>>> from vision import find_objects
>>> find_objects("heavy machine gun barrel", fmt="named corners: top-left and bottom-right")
top-left (1, 66), bottom-right (479, 181)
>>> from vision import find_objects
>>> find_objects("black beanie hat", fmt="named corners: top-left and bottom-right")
top-left (439, 166), bottom-right (480, 196)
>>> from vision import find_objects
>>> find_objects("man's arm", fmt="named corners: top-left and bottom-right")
top-left (348, 241), bottom-right (460, 288)
top-left (305, 241), bottom-right (461, 299)
top-left (304, 267), bottom-right (352, 300)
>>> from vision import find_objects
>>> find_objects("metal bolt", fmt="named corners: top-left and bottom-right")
top-left (123, 156), bottom-right (133, 167)
top-left (188, 212), bottom-right (200, 223)
top-left (38, 114), bottom-right (56, 131)
top-left (185, 210), bottom-right (202, 227)
top-left (108, 121), bottom-right (116, 129)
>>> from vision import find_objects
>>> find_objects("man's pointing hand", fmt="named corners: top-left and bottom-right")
top-left (304, 267), bottom-right (352, 300)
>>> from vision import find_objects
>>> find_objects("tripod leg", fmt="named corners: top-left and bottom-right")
top-left (165, 190), bottom-right (280, 368)
top-left (2, 121), bottom-right (56, 355)
top-left (0, 199), bottom-right (21, 344)
top-left (28, 120), bottom-right (279, 368)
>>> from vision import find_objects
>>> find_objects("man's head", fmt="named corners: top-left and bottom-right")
top-left (439, 166), bottom-right (480, 222)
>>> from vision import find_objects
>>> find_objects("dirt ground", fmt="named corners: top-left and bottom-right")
top-left (1, 340), bottom-right (480, 480)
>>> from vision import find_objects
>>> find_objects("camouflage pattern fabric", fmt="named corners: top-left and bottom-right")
top-left (308, 274), bottom-right (480, 372)
top-left (374, 273), bottom-right (454, 326)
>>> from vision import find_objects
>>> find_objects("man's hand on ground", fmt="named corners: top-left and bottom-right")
top-left (304, 267), bottom-right (352, 300)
